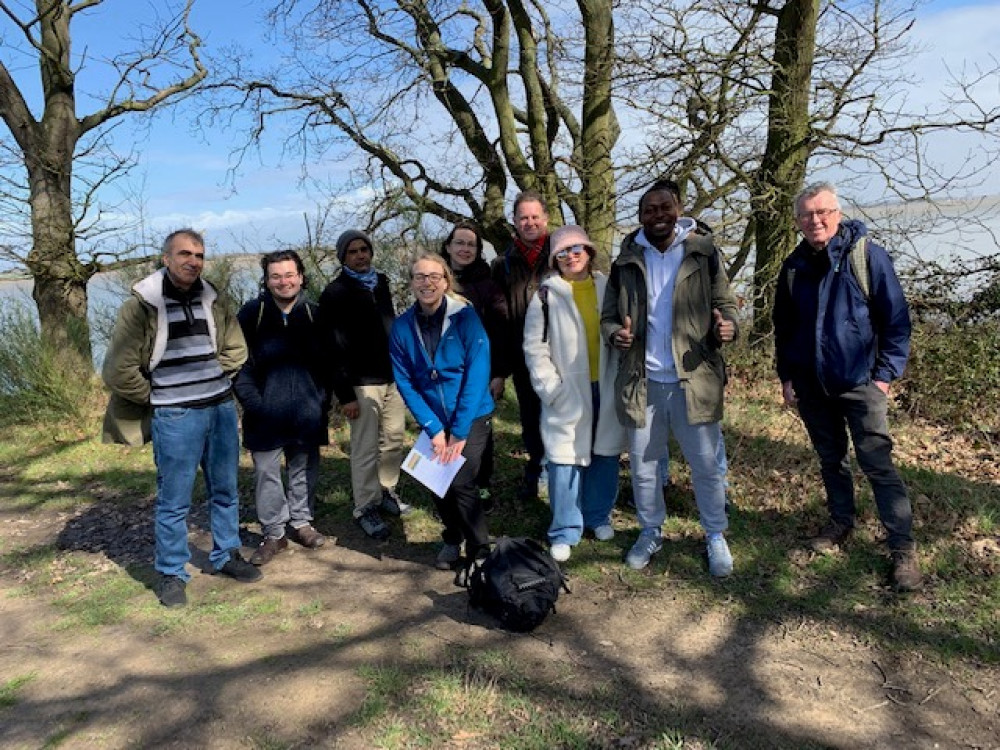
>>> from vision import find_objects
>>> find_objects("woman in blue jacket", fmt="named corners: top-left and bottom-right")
top-left (390, 252), bottom-right (494, 569)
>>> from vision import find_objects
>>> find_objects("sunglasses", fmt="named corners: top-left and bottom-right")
top-left (555, 245), bottom-right (588, 261)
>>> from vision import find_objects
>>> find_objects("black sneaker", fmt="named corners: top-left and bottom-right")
top-left (356, 507), bottom-right (390, 540)
top-left (381, 487), bottom-right (413, 516)
top-left (157, 575), bottom-right (187, 607)
top-left (808, 520), bottom-right (853, 553)
top-left (216, 552), bottom-right (263, 582)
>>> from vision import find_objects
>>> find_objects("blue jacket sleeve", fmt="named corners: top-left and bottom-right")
top-left (867, 243), bottom-right (911, 382)
top-left (389, 316), bottom-right (445, 439)
top-left (449, 310), bottom-right (492, 440)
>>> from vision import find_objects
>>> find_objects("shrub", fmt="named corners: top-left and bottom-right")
top-left (897, 320), bottom-right (1000, 436)
top-left (0, 301), bottom-right (100, 423)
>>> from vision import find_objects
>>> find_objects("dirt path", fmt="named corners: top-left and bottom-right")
top-left (1, 507), bottom-right (997, 749)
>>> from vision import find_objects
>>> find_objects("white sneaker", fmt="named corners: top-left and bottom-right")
top-left (550, 543), bottom-right (571, 562)
top-left (593, 524), bottom-right (615, 541)
top-left (706, 534), bottom-right (733, 578)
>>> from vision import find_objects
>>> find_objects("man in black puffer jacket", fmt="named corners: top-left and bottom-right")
top-left (235, 250), bottom-right (331, 565)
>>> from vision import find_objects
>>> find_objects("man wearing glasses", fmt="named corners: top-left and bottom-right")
top-left (601, 180), bottom-right (739, 576)
top-left (773, 181), bottom-right (921, 592)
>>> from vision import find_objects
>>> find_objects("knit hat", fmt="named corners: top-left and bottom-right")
top-left (336, 229), bottom-right (374, 263)
top-left (548, 224), bottom-right (595, 268)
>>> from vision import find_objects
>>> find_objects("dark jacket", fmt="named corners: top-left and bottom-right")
top-left (317, 271), bottom-right (396, 404)
top-left (234, 293), bottom-right (330, 451)
top-left (490, 237), bottom-right (551, 369)
top-left (773, 218), bottom-right (911, 395)
top-left (390, 296), bottom-right (494, 441)
top-left (453, 258), bottom-right (510, 379)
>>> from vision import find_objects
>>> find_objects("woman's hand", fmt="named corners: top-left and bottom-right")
top-left (431, 431), bottom-right (466, 464)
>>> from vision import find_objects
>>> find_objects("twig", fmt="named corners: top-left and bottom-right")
top-left (919, 686), bottom-right (944, 705)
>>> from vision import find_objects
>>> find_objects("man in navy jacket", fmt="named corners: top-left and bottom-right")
top-left (773, 181), bottom-right (921, 592)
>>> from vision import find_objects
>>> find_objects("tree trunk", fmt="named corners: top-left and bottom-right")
top-left (578, 0), bottom-right (618, 270)
top-left (751, 0), bottom-right (819, 343)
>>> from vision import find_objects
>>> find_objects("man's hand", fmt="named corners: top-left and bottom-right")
top-left (489, 377), bottom-right (505, 400)
top-left (781, 381), bottom-right (798, 408)
top-left (614, 315), bottom-right (634, 351)
top-left (874, 380), bottom-right (890, 396)
top-left (713, 308), bottom-right (735, 343)
top-left (341, 400), bottom-right (360, 420)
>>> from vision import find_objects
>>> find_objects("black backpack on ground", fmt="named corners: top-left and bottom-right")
top-left (460, 536), bottom-right (570, 632)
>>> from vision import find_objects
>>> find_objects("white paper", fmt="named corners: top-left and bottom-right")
top-left (400, 431), bottom-right (466, 498)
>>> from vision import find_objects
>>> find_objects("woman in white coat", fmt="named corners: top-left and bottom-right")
top-left (523, 225), bottom-right (626, 562)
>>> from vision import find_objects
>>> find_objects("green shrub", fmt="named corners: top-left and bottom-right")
top-left (0, 301), bottom-right (99, 423)
top-left (898, 320), bottom-right (1000, 435)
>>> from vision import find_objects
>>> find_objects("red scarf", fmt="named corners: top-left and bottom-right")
top-left (514, 234), bottom-right (547, 268)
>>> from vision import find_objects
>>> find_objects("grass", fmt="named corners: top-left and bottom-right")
top-left (1, 354), bottom-right (999, 747)
top-left (0, 672), bottom-right (37, 708)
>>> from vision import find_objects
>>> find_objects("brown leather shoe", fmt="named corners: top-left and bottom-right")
top-left (289, 524), bottom-right (326, 549)
top-left (890, 549), bottom-right (923, 592)
top-left (250, 536), bottom-right (288, 566)
top-left (808, 520), bottom-right (852, 553)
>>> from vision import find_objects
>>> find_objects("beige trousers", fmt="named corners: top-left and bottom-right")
top-left (349, 383), bottom-right (406, 515)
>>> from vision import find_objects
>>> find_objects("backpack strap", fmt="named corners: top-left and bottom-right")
top-left (848, 236), bottom-right (870, 302)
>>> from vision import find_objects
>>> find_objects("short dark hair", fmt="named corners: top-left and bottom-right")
top-left (260, 249), bottom-right (306, 288)
top-left (638, 179), bottom-right (682, 215)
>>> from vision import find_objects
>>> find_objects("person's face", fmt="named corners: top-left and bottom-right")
top-left (795, 191), bottom-right (842, 249)
top-left (162, 234), bottom-right (205, 290)
top-left (343, 239), bottom-right (373, 273)
top-left (265, 259), bottom-right (303, 303)
top-left (639, 190), bottom-right (681, 247)
top-left (446, 228), bottom-right (478, 268)
top-left (555, 245), bottom-right (591, 281)
top-left (513, 200), bottom-right (549, 244)
top-left (411, 258), bottom-right (449, 311)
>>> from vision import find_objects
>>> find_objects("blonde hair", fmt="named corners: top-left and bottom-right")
top-left (409, 251), bottom-right (463, 298)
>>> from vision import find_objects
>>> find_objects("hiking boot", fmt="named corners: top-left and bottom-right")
top-left (217, 552), bottom-right (263, 583)
top-left (435, 543), bottom-right (462, 570)
top-left (288, 524), bottom-right (326, 549)
top-left (356, 507), bottom-right (390, 540)
top-left (890, 549), bottom-right (923, 592)
top-left (157, 575), bottom-right (187, 608)
top-left (381, 487), bottom-right (413, 517)
top-left (626, 529), bottom-right (664, 570)
top-left (593, 524), bottom-right (615, 541)
top-left (550, 543), bottom-right (571, 562)
top-left (250, 535), bottom-right (288, 565)
top-left (706, 534), bottom-right (734, 578)
top-left (808, 520), bottom-right (853, 553)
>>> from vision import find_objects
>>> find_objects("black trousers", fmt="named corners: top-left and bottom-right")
top-left (436, 415), bottom-right (492, 558)
top-left (511, 360), bottom-right (544, 476)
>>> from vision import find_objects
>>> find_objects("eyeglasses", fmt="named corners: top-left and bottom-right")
top-left (555, 245), bottom-right (588, 261)
top-left (796, 208), bottom-right (839, 220)
top-left (413, 272), bottom-right (445, 283)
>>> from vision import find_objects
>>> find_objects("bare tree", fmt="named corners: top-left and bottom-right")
top-left (0, 0), bottom-right (207, 362)
top-left (616, 0), bottom-right (1000, 337)
top-left (208, 0), bottom-right (619, 261)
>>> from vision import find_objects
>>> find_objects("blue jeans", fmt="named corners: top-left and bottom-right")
top-left (629, 381), bottom-right (728, 535)
top-left (151, 400), bottom-right (243, 580)
top-left (795, 381), bottom-right (913, 549)
top-left (659, 433), bottom-right (729, 488)
top-left (547, 455), bottom-right (620, 546)
top-left (251, 445), bottom-right (319, 539)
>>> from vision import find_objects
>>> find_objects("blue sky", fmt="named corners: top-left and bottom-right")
top-left (3, 0), bottom-right (999, 258)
